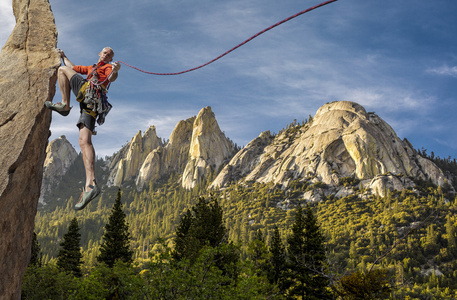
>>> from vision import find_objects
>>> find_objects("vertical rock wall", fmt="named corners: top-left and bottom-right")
top-left (0, 0), bottom-right (60, 298)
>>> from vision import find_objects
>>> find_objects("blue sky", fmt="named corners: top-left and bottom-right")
top-left (1, 0), bottom-right (457, 159)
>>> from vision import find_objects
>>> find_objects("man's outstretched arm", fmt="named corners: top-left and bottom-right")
top-left (57, 49), bottom-right (75, 67)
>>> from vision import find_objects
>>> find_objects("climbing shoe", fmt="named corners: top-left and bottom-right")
top-left (44, 101), bottom-right (71, 116)
top-left (74, 180), bottom-right (100, 211)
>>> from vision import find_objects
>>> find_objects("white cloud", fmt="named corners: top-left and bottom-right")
top-left (426, 65), bottom-right (457, 77)
top-left (433, 138), bottom-right (457, 152)
top-left (0, 0), bottom-right (15, 45)
top-left (192, 1), bottom-right (267, 41)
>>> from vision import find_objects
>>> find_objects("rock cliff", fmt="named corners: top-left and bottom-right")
top-left (210, 101), bottom-right (449, 198)
top-left (208, 130), bottom-right (274, 187)
top-left (0, 0), bottom-right (60, 298)
top-left (40, 136), bottom-right (78, 203)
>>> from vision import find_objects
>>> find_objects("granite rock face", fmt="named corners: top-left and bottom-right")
top-left (67, 100), bottom-right (449, 201)
top-left (182, 107), bottom-right (236, 189)
top-left (0, 0), bottom-right (60, 299)
top-left (108, 126), bottom-right (162, 187)
top-left (40, 135), bottom-right (78, 203)
top-left (208, 130), bottom-right (273, 188)
top-left (136, 117), bottom-right (194, 188)
top-left (109, 107), bottom-right (235, 190)
top-left (211, 101), bottom-right (449, 196)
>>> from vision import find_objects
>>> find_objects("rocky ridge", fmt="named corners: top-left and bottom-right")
top-left (45, 101), bottom-right (451, 203)
top-left (108, 125), bottom-right (163, 187)
top-left (182, 107), bottom-right (236, 189)
top-left (211, 101), bottom-right (449, 200)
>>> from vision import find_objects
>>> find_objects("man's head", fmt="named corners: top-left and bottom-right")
top-left (99, 47), bottom-right (114, 63)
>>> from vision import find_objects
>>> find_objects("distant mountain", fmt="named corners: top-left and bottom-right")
top-left (211, 101), bottom-right (451, 199)
top-left (40, 135), bottom-right (78, 203)
top-left (41, 101), bottom-right (453, 200)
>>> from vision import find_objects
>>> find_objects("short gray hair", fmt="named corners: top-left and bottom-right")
top-left (103, 47), bottom-right (114, 57)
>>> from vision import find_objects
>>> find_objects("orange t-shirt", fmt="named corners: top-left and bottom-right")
top-left (73, 61), bottom-right (113, 85)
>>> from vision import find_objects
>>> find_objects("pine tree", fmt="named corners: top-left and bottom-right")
top-left (247, 229), bottom-right (268, 273)
top-left (172, 196), bottom-right (227, 261)
top-left (56, 217), bottom-right (83, 277)
top-left (303, 204), bottom-right (329, 298)
top-left (172, 195), bottom-right (239, 279)
top-left (286, 204), bottom-right (329, 299)
top-left (172, 209), bottom-right (196, 261)
top-left (286, 204), bottom-right (307, 297)
top-left (446, 216), bottom-right (457, 257)
top-left (29, 232), bottom-right (42, 267)
top-left (97, 189), bottom-right (133, 268)
top-left (268, 226), bottom-right (286, 286)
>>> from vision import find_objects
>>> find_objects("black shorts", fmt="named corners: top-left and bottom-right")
top-left (77, 111), bottom-right (96, 134)
top-left (71, 74), bottom-right (97, 133)
top-left (70, 74), bottom-right (86, 97)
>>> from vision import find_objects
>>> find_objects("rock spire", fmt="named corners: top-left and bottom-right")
top-left (0, 0), bottom-right (60, 298)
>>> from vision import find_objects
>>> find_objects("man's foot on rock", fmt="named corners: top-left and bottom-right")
top-left (44, 101), bottom-right (71, 116)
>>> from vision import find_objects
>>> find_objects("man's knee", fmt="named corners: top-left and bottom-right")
top-left (58, 66), bottom-right (75, 79)
top-left (79, 138), bottom-right (92, 148)
top-left (79, 140), bottom-right (93, 152)
top-left (79, 127), bottom-right (93, 148)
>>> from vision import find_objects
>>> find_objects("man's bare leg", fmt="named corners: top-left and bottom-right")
top-left (79, 125), bottom-right (96, 192)
top-left (57, 66), bottom-right (77, 111)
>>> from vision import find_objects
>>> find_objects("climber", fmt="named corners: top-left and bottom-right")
top-left (45, 47), bottom-right (121, 210)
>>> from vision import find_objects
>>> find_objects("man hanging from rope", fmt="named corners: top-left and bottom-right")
top-left (45, 47), bottom-right (121, 210)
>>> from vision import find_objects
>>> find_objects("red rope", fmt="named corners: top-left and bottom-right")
top-left (117, 0), bottom-right (338, 76)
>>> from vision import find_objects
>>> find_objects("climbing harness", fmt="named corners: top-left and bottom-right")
top-left (81, 81), bottom-right (112, 125)
top-left (76, 62), bottom-right (113, 125)
top-left (115, 0), bottom-right (338, 76)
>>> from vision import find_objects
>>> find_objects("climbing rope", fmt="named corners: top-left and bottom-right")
top-left (116, 0), bottom-right (338, 76)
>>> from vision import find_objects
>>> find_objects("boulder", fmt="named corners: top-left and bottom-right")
top-left (0, 0), bottom-right (60, 298)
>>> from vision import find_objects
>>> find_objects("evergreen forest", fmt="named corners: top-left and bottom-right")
top-left (24, 148), bottom-right (457, 299)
